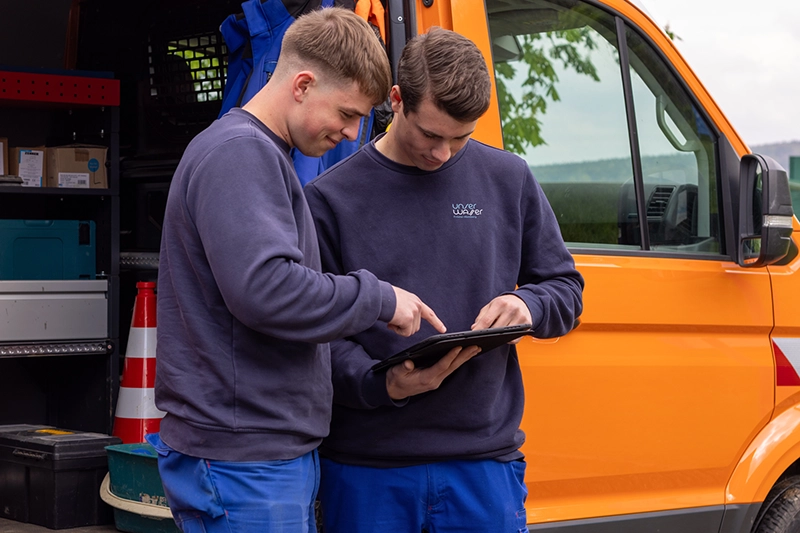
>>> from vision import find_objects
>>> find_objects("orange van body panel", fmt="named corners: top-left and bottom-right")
top-left (414, 0), bottom-right (452, 36)
top-left (516, 255), bottom-right (774, 521)
top-left (568, 254), bottom-right (773, 327)
top-left (726, 405), bottom-right (800, 505)
top-left (727, 217), bottom-right (800, 506)
top-left (771, 223), bottom-right (800, 414)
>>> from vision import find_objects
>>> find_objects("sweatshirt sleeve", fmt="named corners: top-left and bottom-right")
top-left (305, 180), bottom-right (402, 409)
top-left (509, 164), bottom-right (584, 338)
top-left (328, 337), bottom-right (404, 409)
top-left (185, 136), bottom-right (396, 343)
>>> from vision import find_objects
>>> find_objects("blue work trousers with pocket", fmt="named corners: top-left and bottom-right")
top-left (319, 457), bottom-right (529, 533)
top-left (146, 433), bottom-right (319, 533)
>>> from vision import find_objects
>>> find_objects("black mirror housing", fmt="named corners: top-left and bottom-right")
top-left (737, 154), bottom-right (794, 268)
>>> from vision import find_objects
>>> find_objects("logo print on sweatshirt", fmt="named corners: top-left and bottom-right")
top-left (452, 203), bottom-right (483, 219)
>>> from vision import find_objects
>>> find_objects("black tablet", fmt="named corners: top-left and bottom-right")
top-left (370, 324), bottom-right (533, 372)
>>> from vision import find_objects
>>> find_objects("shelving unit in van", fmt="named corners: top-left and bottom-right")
top-left (0, 68), bottom-right (120, 434)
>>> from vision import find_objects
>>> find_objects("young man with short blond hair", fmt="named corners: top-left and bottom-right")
top-left (150, 8), bottom-right (444, 533)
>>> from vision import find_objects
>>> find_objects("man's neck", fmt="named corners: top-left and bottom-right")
top-left (375, 128), bottom-right (399, 162)
top-left (243, 86), bottom-right (294, 148)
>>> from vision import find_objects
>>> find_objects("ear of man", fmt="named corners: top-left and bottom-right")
top-left (291, 71), bottom-right (316, 103)
top-left (389, 86), bottom-right (403, 114)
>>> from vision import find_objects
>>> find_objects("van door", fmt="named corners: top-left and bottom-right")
top-left (448, 0), bottom-right (776, 528)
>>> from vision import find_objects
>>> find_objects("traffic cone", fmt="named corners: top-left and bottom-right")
top-left (112, 281), bottom-right (165, 443)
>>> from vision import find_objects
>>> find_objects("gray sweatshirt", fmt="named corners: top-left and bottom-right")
top-left (155, 108), bottom-right (396, 461)
top-left (305, 138), bottom-right (583, 466)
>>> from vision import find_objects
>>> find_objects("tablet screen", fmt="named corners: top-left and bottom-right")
top-left (371, 323), bottom-right (533, 372)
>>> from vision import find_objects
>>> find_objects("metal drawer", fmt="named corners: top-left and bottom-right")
top-left (0, 280), bottom-right (108, 342)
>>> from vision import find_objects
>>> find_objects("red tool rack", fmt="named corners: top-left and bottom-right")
top-left (0, 69), bottom-right (120, 107)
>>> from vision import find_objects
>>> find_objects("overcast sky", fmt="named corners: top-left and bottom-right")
top-left (640, 0), bottom-right (800, 147)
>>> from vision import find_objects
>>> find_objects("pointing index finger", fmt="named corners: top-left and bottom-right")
top-left (421, 304), bottom-right (446, 333)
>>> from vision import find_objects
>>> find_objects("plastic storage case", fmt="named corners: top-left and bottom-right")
top-left (0, 424), bottom-right (121, 529)
top-left (102, 442), bottom-right (179, 533)
top-left (0, 219), bottom-right (96, 280)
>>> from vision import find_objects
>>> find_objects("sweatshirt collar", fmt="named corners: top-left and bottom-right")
top-left (365, 133), bottom-right (470, 175)
top-left (229, 108), bottom-right (292, 155)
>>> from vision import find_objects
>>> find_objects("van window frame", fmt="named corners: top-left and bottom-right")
top-left (612, 11), bottom-right (729, 260)
top-left (485, 0), bottom-right (733, 261)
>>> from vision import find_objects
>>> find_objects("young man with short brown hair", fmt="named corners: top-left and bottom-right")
top-left (306, 27), bottom-right (584, 532)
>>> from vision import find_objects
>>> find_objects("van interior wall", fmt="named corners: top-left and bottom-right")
top-left (0, 1), bottom-right (73, 146)
top-left (75, 0), bottom-right (240, 354)
top-left (0, 1), bottom-right (73, 69)
top-left (75, 0), bottom-right (240, 159)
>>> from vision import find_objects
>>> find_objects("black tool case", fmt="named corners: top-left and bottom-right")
top-left (0, 424), bottom-right (121, 529)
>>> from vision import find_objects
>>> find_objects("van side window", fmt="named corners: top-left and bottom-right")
top-left (489, 0), bottom-right (722, 256)
top-left (625, 27), bottom-right (721, 254)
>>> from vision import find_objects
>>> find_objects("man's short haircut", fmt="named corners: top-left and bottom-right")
top-left (398, 27), bottom-right (491, 123)
top-left (280, 7), bottom-right (392, 106)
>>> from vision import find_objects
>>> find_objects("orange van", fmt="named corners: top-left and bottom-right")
top-left (384, 0), bottom-right (799, 531)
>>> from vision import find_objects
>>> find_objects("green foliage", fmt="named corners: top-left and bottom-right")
top-left (495, 27), bottom-right (600, 155)
top-left (531, 153), bottom-right (697, 183)
top-left (663, 23), bottom-right (682, 42)
top-left (539, 181), bottom-right (621, 243)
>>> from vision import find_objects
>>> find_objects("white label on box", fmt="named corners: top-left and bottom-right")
top-left (58, 172), bottom-right (91, 188)
top-left (17, 150), bottom-right (44, 183)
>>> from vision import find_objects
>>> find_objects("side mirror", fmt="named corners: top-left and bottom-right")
top-left (737, 154), bottom-right (794, 267)
top-left (492, 34), bottom-right (522, 63)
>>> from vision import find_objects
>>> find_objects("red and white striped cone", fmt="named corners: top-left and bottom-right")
top-left (112, 281), bottom-right (165, 443)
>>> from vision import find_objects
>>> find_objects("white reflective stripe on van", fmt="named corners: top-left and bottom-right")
top-left (774, 338), bottom-right (800, 386)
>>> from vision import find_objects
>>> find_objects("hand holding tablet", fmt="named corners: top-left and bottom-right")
top-left (371, 323), bottom-right (534, 372)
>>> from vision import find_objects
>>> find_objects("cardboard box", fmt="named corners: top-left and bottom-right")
top-left (0, 137), bottom-right (7, 175)
top-left (47, 145), bottom-right (107, 188)
top-left (9, 146), bottom-right (46, 187)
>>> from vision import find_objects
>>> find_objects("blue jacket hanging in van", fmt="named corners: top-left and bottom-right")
top-left (218, 0), bottom-right (373, 185)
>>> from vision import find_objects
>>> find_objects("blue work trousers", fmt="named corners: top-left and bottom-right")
top-left (147, 433), bottom-right (319, 533)
top-left (319, 457), bottom-right (529, 533)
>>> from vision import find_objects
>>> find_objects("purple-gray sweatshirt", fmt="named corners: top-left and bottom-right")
top-left (304, 138), bottom-right (584, 467)
top-left (155, 108), bottom-right (396, 461)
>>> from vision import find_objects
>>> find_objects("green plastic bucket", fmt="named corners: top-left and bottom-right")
top-left (101, 443), bottom-right (179, 533)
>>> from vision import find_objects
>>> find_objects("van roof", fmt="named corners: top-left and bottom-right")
top-left (628, 0), bottom-right (654, 19)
